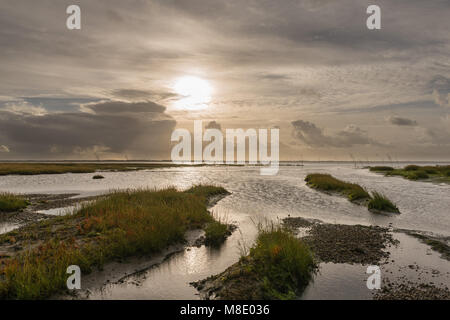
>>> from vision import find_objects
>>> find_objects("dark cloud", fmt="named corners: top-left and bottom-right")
top-left (110, 89), bottom-right (179, 101)
top-left (257, 73), bottom-right (292, 81)
top-left (291, 120), bottom-right (382, 148)
top-left (0, 101), bottom-right (176, 159)
top-left (85, 101), bottom-right (166, 114)
top-left (331, 100), bottom-right (440, 114)
top-left (387, 116), bottom-right (418, 126)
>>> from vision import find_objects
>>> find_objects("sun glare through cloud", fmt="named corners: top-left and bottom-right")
top-left (172, 76), bottom-right (213, 110)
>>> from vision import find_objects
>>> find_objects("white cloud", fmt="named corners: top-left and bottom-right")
top-left (3, 101), bottom-right (48, 116)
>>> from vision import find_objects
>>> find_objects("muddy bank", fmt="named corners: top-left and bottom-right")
top-left (191, 257), bottom-right (265, 300)
top-left (302, 223), bottom-right (396, 264)
top-left (374, 280), bottom-right (450, 300)
top-left (24, 193), bottom-right (101, 212)
top-left (0, 193), bottom-right (100, 225)
top-left (283, 217), bottom-right (397, 264)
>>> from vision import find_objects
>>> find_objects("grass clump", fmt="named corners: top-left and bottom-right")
top-left (370, 165), bottom-right (450, 183)
top-left (406, 171), bottom-right (429, 180)
top-left (368, 192), bottom-right (400, 213)
top-left (192, 225), bottom-right (316, 300)
top-left (305, 173), bottom-right (401, 213)
top-left (249, 225), bottom-right (316, 299)
top-left (185, 185), bottom-right (229, 198)
top-left (305, 173), bottom-right (370, 202)
top-left (204, 221), bottom-right (229, 246)
top-left (369, 166), bottom-right (394, 172)
top-left (92, 175), bottom-right (104, 179)
top-left (0, 193), bottom-right (29, 212)
top-left (0, 185), bottom-right (228, 299)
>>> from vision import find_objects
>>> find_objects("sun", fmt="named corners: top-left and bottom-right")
top-left (173, 76), bottom-right (213, 110)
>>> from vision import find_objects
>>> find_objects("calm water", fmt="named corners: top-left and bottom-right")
top-left (0, 163), bottom-right (449, 299)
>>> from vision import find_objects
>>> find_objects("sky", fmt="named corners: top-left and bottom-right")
top-left (0, 0), bottom-right (449, 161)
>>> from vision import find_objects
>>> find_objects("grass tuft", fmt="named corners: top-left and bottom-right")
top-left (369, 166), bottom-right (394, 172)
top-left (305, 173), bottom-right (370, 202)
top-left (204, 221), bottom-right (229, 246)
top-left (368, 192), bottom-right (400, 213)
top-left (185, 185), bottom-right (229, 198)
top-left (0, 193), bottom-right (29, 212)
top-left (249, 224), bottom-right (316, 299)
top-left (406, 171), bottom-right (429, 180)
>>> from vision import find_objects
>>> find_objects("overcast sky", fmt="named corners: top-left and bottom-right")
top-left (0, 0), bottom-right (449, 160)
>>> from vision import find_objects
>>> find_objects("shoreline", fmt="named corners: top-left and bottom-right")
top-left (0, 193), bottom-right (103, 227)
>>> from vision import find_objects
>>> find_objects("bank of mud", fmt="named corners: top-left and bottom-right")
top-left (0, 193), bottom-right (102, 226)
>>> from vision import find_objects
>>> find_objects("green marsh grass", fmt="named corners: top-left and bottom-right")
top-left (0, 193), bottom-right (29, 212)
top-left (204, 221), bottom-right (229, 246)
top-left (247, 224), bottom-right (316, 299)
top-left (305, 173), bottom-right (370, 202)
top-left (368, 192), bottom-right (400, 213)
top-left (369, 166), bottom-right (394, 172)
top-left (0, 185), bottom-right (228, 299)
top-left (370, 165), bottom-right (450, 182)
